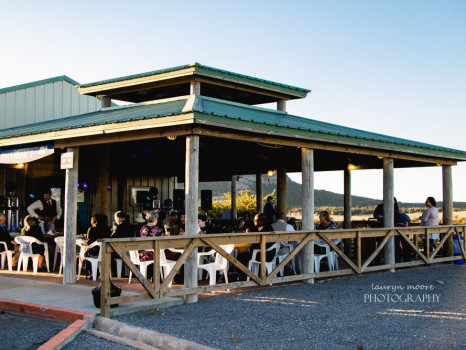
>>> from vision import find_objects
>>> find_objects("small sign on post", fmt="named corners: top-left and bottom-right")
top-left (61, 152), bottom-right (74, 169)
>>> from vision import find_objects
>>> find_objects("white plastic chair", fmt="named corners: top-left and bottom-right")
top-left (277, 242), bottom-right (296, 276)
top-left (198, 248), bottom-right (216, 280)
top-left (247, 242), bottom-right (280, 281)
top-left (198, 244), bottom-right (235, 293)
top-left (160, 250), bottom-right (176, 288)
top-left (15, 236), bottom-right (50, 274)
top-left (53, 236), bottom-right (64, 271)
top-left (77, 241), bottom-right (101, 281)
top-left (0, 242), bottom-right (13, 272)
top-left (128, 250), bottom-right (154, 284)
top-left (314, 240), bottom-right (334, 273)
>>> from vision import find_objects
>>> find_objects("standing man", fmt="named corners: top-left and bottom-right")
top-left (27, 188), bottom-right (62, 234)
top-left (263, 196), bottom-right (277, 224)
top-left (0, 213), bottom-right (20, 268)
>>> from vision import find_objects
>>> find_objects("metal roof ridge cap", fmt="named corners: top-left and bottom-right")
top-left (198, 95), bottom-right (288, 114)
top-left (182, 94), bottom-right (203, 113)
top-left (0, 75), bottom-right (80, 94)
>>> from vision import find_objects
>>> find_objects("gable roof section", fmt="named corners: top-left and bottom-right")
top-left (0, 76), bottom-right (80, 94)
top-left (0, 95), bottom-right (465, 162)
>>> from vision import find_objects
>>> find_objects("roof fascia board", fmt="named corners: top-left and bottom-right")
top-left (0, 114), bottom-right (196, 148)
top-left (194, 67), bottom-right (308, 99)
top-left (191, 113), bottom-right (463, 164)
top-left (78, 68), bottom-right (196, 95)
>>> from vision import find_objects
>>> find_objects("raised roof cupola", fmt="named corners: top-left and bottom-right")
top-left (78, 62), bottom-right (311, 106)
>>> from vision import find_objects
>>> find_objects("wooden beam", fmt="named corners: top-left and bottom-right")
top-left (63, 147), bottom-right (78, 284)
top-left (191, 126), bottom-right (460, 165)
top-left (443, 165), bottom-right (453, 256)
top-left (100, 241), bottom-right (111, 318)
top-left (383, 158), bottom-right (395, 271)
top-left (256, 173), bottom-right (263, 212)
top-left (231, 175), bottom-right (237, 220)
top-left (301, 148), bottom-right (314, 282)
top-left (277, 167), bottom-right (287, 215)
top-left (184, 135), bottom-right (199, 303)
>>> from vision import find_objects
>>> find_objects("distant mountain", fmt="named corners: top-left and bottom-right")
top-left (199, 174), bottom-right (466, 209)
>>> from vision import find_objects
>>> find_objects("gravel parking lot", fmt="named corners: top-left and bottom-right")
top-left (0, 311), bottom-right (68, 350)
top-left (63, 263), bottom-right (466, 349)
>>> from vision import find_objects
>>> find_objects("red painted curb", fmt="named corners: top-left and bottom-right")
top-left (0, 298), bottom-right (95, 322)
top-left (0, 298), bottom-right (96, 349)
top-left (38, 319), bottom-right (88, 350)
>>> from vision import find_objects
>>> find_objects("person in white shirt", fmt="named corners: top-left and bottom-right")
top-left (27, 188), bottom-right (62, 234)
top-left (420, 196), bottom-right (439, 253)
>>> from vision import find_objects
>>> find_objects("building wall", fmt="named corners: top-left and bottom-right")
top-left (0, 79), bottom-right (101, 129)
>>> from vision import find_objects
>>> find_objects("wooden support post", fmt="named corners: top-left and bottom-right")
top-left (443, 165), bottom-right (453, 256)
top-left (100, 241), bottom-right (111, 318)
top-left (343, 169), bottom-right (352, 229)
top-left (101, 97), bottom-right (111, 108)
top-left (231, 175), bottom-right (237, 220)
top-left (301, 148), bottom-right (314, 282)
top-left (190, 81), bottom-right (201, 95)
top-left (344, 168), bottom-right (352, 257)
top-left (63, 147), bottom-right (79, 284)
top-left (277, 167), bottom-right (287, 216)
top-left (256, 173), bottom-right (263, 212)
top-left (96, 144), bottom-right (109, 216)
top-left (383, 158), bottom-right (395, 272)
top-left (277, 100), bottom-right (286, 112)
top-left (184, 135), bottom-right (199, 303)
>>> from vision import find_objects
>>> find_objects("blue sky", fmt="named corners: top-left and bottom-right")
top-left (1, 0), bottom-right (465, 202)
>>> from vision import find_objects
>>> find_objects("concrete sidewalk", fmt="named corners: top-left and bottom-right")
top-left (0, 275), bottom-right (182, 316)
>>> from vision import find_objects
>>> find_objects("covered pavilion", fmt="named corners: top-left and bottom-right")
top-left (1, 63), bottom-right (466, 296)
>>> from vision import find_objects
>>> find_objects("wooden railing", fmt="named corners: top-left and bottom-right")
top-left (99, 225), bottom-right (466, 317)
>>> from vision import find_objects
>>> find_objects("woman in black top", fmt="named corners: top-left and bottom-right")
top-left (21, 215), bottom-right (46, 268)
top-left (86, 214), bottom-right (111, 257)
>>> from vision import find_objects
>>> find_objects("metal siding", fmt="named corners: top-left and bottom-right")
top-left (53, 81), bottom-right (63, 119)
top-left (44, 83), bottom-right (54, 121)
top-left (25, 88), bottom-right (36, 126)
top-left (5, 92), bottom-right (16, 129)
top-left (0, 94), bottom-right (5, 127)
top-left (63, 83), bottom-right (72, 116)
top-left (35, 85), bottom-right (45, 123)
top-left (15, 89), bottom-right (26, 127)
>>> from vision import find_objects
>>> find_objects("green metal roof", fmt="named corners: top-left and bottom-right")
top-left (0, 99), bottom-right (186, 139)
top-left (79, 62), bottom-right (311, 94)
top-left (0, 95), bottom-right (465, 161)
top-left (0, 76), bottom-right (80, 94)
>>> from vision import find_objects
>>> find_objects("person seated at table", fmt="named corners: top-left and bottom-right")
top-left (198, 214), bottom-right (213, 234)
top-left (21, 215), bottom-right (47, 270)
top-left (315, 211), bottom-right (339, 256)
top-left (111, 211), bottom-right (136, 238)
top-left (0, 212), bottom-right (20, 268)
top-left (165, 211), bottom-right (180, 235)
top-left (316, 211), bottom-right (337, 230)
top-left (138, 211), bottom-right (168, 262)
top-left (178, 211), bottom-right (186, 234)
top-left (395, 210), bottom-right (411, 262)
top-left (242, 211), bottom-right (254, 232)
top-left (373, 198), bottom-right (400, 222)
top-left (233, 219), bottom-right (245, 233)
top-left (246, 213), bottom-right (273, 233)
top-left (85, 214), bottom-right (111, 258)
